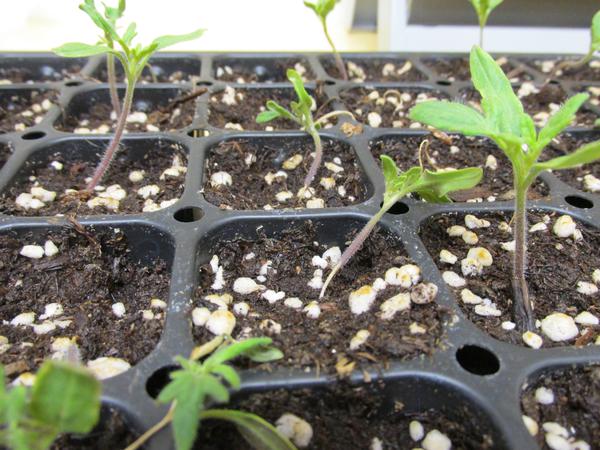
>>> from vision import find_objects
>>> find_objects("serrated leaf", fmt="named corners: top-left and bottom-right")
top-left (53, 42), bottom-right (112, 57)
top-left (204, 338), bottom-right (272, 367)
top-left (470, 45), bottom-right (524, 136)
top-left (380, 155), bottom-right (400, 194)
top-left (532, 140), bottom-right (600, 172)
top-left (151, 29), bottom-right (205, 51)
top-left (536, 93), bottom-right (589, 149)
top-left (29, 361), bottom-right (101, 435)
top-left (243, 345), bottom-right (284, 363)
top-left (256, 109), bottom-right (283, 123)
top-left (211, 364), bottom-right (241, 389)
top-left (414, 167), bottom-right (483, 200)
top-left (200, 409), bottom-right (297, 450)
top-left (409, 101), bottom-right (491, 136)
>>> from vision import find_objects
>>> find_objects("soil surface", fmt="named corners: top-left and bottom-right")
top-left (0, 62), bottom-right (85, 83)
top-left (57, 89), bottom-right (201, 133)
top-left (193, 222), bottom-right (447, 374)
top-left (198, 383), bottom-right (497, 449)
top-left (420, 211), bottom-right (600, 347)
top-left (0, 226), bottom-right (169, 380)
top-left (320, 56), bottom-right (426, 82)
top-left (422, 56), bottom-right (531, 82)
top-left (521, 365), bottom-right (600, 450)
top-left (370, 134), bottom-right (549, 202)
top-left (340, 87), bottom-right (447, 129)
top-left (214, 58), bottom-right (314, 83)
top-left (0, 142), bottom-right (11, 170)
top-left (521, 57), bottom-right (600, 82)
top-left (203, 137), bottom-right (367, 210)
top-left (0, 90), bottom-right (57, 134)
top-left (0, 140), bottom-right (187, 216)
top-left (543, 132), bottom-right (600, 194)
top-left (460, 84), bottom-right (598, 127)
top-left (52, 406), bottom-right (139, 450)
top-left (208, 86), bottom-right (333, 131)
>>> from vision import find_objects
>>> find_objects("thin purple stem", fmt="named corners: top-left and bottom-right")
top-left (303, 128), bottom-right (322, 190)
top-left (107, 54), bottom-right (121, 117)
top-left (85, 79), bottom-right (134, 191)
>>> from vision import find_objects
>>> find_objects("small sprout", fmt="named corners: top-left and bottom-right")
top-left (53, 0), bottom-right (204, 191)
top-left (410, 46), bottom-right (600, 332)
top-left (0, 361), bottom-right (101, 450)
top-left (303, 0), bottom-right (348, 80)
top-left (319, 144), bottom-right (482, 298)
top-left (125, 337), bottom-right (291, 450)
top-left (256, 69), bottom-right (354, 193)
top-left (552, 10), bottom-right (600, 75)
top-left (468, 0), bottom-right (504, 48)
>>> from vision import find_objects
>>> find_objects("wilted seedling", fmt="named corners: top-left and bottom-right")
top-left (468, 0), bottom-right (504, 48)
top-left (53, 0), bottom-right (204, 191)
top-left (0, 361), bottom-right (101, 450)
top-left (125, 336), bottom-right (294, 450)
top-left (304, 0), bottom-right (348, 80)
top-left (320, 146), bottom-right (483, 297)
top-left (552, 10), bottom-right (600, 76)
top-left (256, 68), bottom-right (354, 194)
top-left (410, 46), bottom-right (600, 331)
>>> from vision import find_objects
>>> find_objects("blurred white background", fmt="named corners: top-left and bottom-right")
top-left (0, 0), bottom-right (376, 51)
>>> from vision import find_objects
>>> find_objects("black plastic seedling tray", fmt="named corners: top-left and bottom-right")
top-left (1, 51), bottom-right (600, 450)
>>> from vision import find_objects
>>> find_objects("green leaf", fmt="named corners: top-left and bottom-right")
top-left (29, 361), bottom-right (101, 435)
top-left (409, 101), bottom-right (491, 135)
top-left (532, 140), bottom-right (600, 172)
top-left (286, 69), bottom-right (313, 112)
top-left (469, 0), bottom-right (504, 27)
top-left (595, 118), bottom-right (600, 127)
top-left (80, 0), bottom-right (120, 42)
top-left (204, 338), bottom-right (273, 367)
top-left (52, 42), bottom-right (112, 57)
top-left (103, 0), bottom-right (126, 23)
top-left (256, 110), bottom-right (282, 123)
top-left (470, 45), bottom-right (525, 136)
top-left (151, 29), bottom-right (205, 51)
top-left (414, 167), bottom-right (484, 201)
top-left (122, 22), bottom-right (137, 46)
top-left (211, 364), bottom-right (241, 389)
top-left (304, 0), bottom-right (337, 19)
top-left (591, 10), bottom-right (600, 51)
top-left (243, 346), bottom-right (284, 363)
top-left (536, 93), bottom-right (589, 149)
top-left (200, 409), bottom-right (297, 450)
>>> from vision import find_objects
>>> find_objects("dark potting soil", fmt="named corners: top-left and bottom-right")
top-left (0, 90), bottom-right (57, 134)
top-left (422, 56), bottom-right (531, 82)
top-left (0, 140), bottom-right (187, 216)
top-left (339, 87), bottom-right (447, 129)
top-left (370, 134), bottom-right (549, 202)
top-left (57, 89), bottom-right (201, 133)
top-left (203, 137), bottom-right (367, 210)
top-left (521, 57), bottom-right (600, 82)
top-left (208, 87), bottom-right (333, 131)
top-left (0, 226), bottom-right (169, 380)
top-left (193, 222), bottom-right (447, 374)
top-left (0, 143), bottom-right (11, 170)
top-left (460, 84), bottom-right (598, 127)
top-left (197, 383), bottom-right (496, 450)
top-left (543, 132), bottom-right (600, 194)
top-left (0, 62), bottom-right (84, 83)
top-left (214, 58), bottom-right (314, 83)
top-left (52, 406), bottom-right (139, 450)
top-left (94, 60), bottom-right (200, 83)
top-left (521, 365), bottom-right (600, 450)
top-left (420, 211), bottom-right (600, 347)
top-left (320, 56), bottom-right (426, 82)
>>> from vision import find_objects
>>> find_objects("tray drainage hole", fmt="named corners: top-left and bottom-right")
top-left (195, 80), bottom-right (213, 86)
top-left (146, 365), bottom-right (178, 398)
top-left (381, 201), bottom-right (409, 215)
top-left (65, 80), bottom-right (83, 87)
top-left (565, 195), bottom-right (593, 209)
top-left (188, 128), bottom-right (210, 138)
top-left (21, 131), bottom-right (46, 140)
top-left (174, 206), bottom-right (203, 222)
top-left (325, 80), bottom-right (336, 85)
top-left (436, 80), bottom-right (452, 86)
top-left (456, 345), bottom-right (499, 375)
